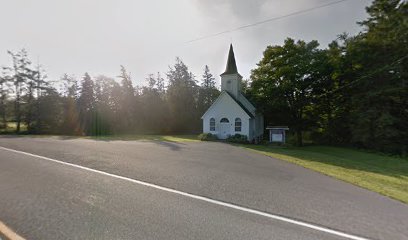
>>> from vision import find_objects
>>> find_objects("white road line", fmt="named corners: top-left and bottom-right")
top-left (0, 220), bottom-right (25, 240)
top-left (0, 146), bottom-right (371, 240)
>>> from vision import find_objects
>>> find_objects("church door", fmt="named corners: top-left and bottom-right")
top-left (219, 118), bottom-right (231, 139)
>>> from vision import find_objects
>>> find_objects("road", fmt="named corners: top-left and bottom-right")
top-left (0, 136), bottom-right (407, 240)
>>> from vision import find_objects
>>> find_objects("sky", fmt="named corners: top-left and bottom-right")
top-left (0, 0), bottom-right (372, 87)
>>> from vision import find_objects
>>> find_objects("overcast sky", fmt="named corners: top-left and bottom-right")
top-left (0, 0), bottom-right (372, 87)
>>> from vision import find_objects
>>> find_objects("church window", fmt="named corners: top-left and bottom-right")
top-left (210, 118), bottom-right (215, 131)
top-left (235, 118), bottom-right (242, 132)
top-left (220, 118), bottom-right (229, 123)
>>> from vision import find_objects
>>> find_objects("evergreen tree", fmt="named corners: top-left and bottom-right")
top-left (117, 65), bottom-right (138, 132)
top-left (198, 65), bottom-right (219, 115)
top-left (0, 69), bottom-right (11, 129)
top-left (119, 65), bottom-right (135, 98)
top-left (92, 75), bottom-right (119, 135)
top-left (346, 0), bottom-right (408, 153)
top-left (6, 49), bottom-right (34, 133)
top-left (166, 57), bottom-right (199, 133)
top-left (140, 73), bottom-right (169, 133)
top-left (201, 65), bottom-right (216, 89)
top-left (309, 40), bottom-right (351, 145)
top-left (26, 63), bottom-right (48, 133)
top-left (155, 72), bottom-right (165, 94)
top-left (60, 74), bottom-right (80, 135)
top-left (61, 74), bottom-right (79, 99)
top-left (61, 96), bottom-right (80, 135)
top-left (36, 87), bottom-right (62, 134)
top-left (77, 73), bottom-right (95, 135)
top-left (146, 73), bottom-right (156, 90)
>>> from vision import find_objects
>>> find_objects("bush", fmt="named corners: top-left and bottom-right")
top-left (226, 134), bottom-right (249, 144)
top-left (198, 133), bottom-right (218, 141)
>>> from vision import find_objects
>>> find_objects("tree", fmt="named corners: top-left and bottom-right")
top-left (0, 68), bottom-right (11, 129)
top-left (93, 75), bottom-right (122, 135)
top-left (61, 74), bottom-right (79, 99)
top-left (117, 65), bottom-right (137, 132)
top-left (26, 63), bottom-right (49, 133)
top-left (201, 65), bottom-right (216, 89)
top-left (198, 65), bottom-right (219, 115)
top-left (250, 38), bottom-right (326, 146)
top-left (77, 73), bottom-right (95, 135)
top-left (61, 96), bottom-right (80, 135)
top-left (60, 74), bottom-right (81, 135)
top-left (248, 0), bottom-right (407, 153)
top-left (35, 87), bottom-right (63, 133)
top-left (6, 49), bottom-right (34, 133)
top-left (345, 0), bottom-right (408, 153)
top-left (309, 40), bottom-right (352, 145)
top-left (139, 73), bottom-right (169, 133)
top-left (166, 57), bottom-right (199, 133)
top-left (155, 72), bottom-right (165, 94)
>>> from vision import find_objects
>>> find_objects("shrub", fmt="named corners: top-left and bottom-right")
top-left (198, 133), bottom-right (218, 141)
top-left (226, 134), bottom-right (249, 144)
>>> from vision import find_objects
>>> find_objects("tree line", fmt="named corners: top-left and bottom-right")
top-left (0, 56), bottom-right (219, 135)
top-left (0, 0), bottom-right (406, 154)
top-left (248, 0), bottom-right (407, 154)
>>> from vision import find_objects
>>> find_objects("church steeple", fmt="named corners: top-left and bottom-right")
top-left (220, 44), bottom-right (242, 99)
top-left (221, 44), bottom-right (239, 76)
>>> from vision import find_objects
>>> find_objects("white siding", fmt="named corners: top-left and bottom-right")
top-left (202, 92), bottom-right (250, 139)
top-left (220, 73), bottom-right (242, 99)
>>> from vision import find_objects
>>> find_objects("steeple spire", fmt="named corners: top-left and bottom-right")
top-left (221, 44), bottom-right (238, 76)
top-left (220, 44), bottom-right (242, 98)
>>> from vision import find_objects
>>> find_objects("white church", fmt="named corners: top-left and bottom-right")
top-left (202, 44), bottom-right (264, 142)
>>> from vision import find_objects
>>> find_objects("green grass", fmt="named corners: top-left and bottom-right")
top-left (241, 144), bottom-right (408, 204)
top-left (0, 122), bottom-right (28, 133)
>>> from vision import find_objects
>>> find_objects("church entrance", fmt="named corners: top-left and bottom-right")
top-left (219, 118), bottom-right (231, 139)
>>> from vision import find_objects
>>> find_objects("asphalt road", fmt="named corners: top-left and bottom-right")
top-left (0, 136), bottom-right (407, 240)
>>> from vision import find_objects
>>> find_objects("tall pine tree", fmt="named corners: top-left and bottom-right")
top-left (78, 73), bottom-right (95, 135)
top-left (198, 65), bottom-right (219, 115)
top-left (166, 57), bottom-right (199, 133)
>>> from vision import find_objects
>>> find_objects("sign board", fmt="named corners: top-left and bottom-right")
top-left (271, 133), bottom-right (283, 142)
top-left (267, 126), bottom-right (289, 144)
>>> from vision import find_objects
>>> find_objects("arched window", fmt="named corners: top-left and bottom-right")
top-left (210, 118), bottom-right (215, 131)
top-left (235, 118), bottom-right (242, 132)
top-left (220, 118), bottom-right (229, 123)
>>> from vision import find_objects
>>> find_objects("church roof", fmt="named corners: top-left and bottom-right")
top-left (224, 91), bottom-right (255, 118)
top-left (221, 44), bottom-right (239, 76)
top-left (201, 91), bottom-right (255, 119)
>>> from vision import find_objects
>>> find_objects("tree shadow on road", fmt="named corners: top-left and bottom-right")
top-left (0, 134), bottom-right (187, 151)
top-left (151, 141), bottom-right (183, 151)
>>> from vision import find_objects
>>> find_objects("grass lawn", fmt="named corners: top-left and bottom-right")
top-left (241, 145), bottom-right (408, 204)
top-left (0, 122), bottom-right (27, 133)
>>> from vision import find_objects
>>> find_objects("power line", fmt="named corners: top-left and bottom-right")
top-left (185, 0), bottom-right (350, 44)
top-left (314, 55), bottom-right (408, 100)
